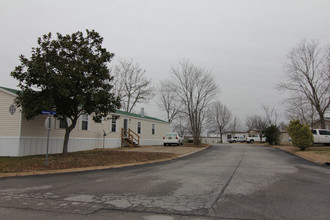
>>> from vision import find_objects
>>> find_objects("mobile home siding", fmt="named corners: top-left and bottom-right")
top-left (18, 113), bottom-right (169, 155)
top-left (19, 113), bottom-right (168, 140)
top-left (18, 137), bottom-right (121, 156)
top-left (0, 90), bottom-right (20, 136)
top-left (0, 90), bottom-right (21, 156)
top-left (21, 115), bottom-right (106, 139)
top-left (126, 116), bottom-right (169, 145)
top-left (0, 87), bottom-right (170, 156)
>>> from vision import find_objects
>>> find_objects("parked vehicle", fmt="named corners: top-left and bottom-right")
top-left (163, 132), bottom-right (183, 146)
top-left (246, 135), bottom-right (266, 143)
top-left (228, 136), bottom-right (246, 143)
top-left (312, 129), bottom-right (330, 145)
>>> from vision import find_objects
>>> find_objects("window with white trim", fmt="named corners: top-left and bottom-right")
top-left (59, 118), bottom-right (66, 129)
top-left (152, 124), bottom-right (155, 135)
top-left (111, 119), bottom-right (117, 132)
top-left (81, 114), bottom-right (89, 130)
top-left (95, 116), bottom-right (103, 124)
top-left (137, 122), bottom-right (141, 134)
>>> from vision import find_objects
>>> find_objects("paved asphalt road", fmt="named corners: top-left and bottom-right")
top-left (1, 144), bottom-right (330, 220)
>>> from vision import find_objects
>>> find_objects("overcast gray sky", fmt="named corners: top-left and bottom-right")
top-left (1, 0), bottom-right (330, 123)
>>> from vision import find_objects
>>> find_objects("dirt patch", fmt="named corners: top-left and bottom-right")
top-left (117, 144), bottom-right (208, 155)
top-left (0, 149), bottom-right (175, 174)
top-left (0, 144), bottom-right (209, 177)
top-left (273, 145), bottom-right (330, 165)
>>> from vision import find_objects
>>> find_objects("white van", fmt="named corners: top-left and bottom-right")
top-left (163, 132), bottom-right (183, 146)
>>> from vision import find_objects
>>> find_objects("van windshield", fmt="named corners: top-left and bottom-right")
top-left (166, 133), bottom-right (177, 137)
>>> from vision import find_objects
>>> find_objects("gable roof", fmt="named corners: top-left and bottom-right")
top-left (0, 86), bottom-right (20, 96)
top-left (115, 110), bottom-right (168, 123)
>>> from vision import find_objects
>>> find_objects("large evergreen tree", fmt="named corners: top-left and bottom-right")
top-left (11, 30), bottom-right (121, 154)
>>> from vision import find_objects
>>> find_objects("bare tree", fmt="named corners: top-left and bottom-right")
top-left (112, 59), bottom-right (154, 113)
top-left (278, 40), bottom-right (330, 128)
top-left (245, 114), bottom-right (267, 142)
top-left (229, 115), bottom-right (241, 134)
top-left (171, 113), bottom-right (191, 137)
top-left (206, 101), bottom-right (232, 143)
top-left (279, 121), bottom-right (287, 131)
top-left (167, 60), bottom-right (219, 145)
top-left (158, 80), bottom-right (182, 122)
top-left (255, 115), bottom-right (268, 141)
top-left (262, 104), bottom-right (281, 126)
top-left (245, 115), bottom-right (257, 131)
top-left (285, 94), bottom-right (317, 127)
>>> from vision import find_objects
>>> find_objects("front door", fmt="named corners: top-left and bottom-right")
top-left (123, 119), bottom-right (128, 131)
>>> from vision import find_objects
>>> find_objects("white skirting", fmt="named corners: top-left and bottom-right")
top-left (140, 139), bottom-right (163, 146)
top-left (0, 137), bottom-right (163, 156)
top-left (0, 136), bottom-right (121, 156)
top-left (19, 137), bottom-right (122, 156)
top-left (0, 137), bottom-right (20, 156)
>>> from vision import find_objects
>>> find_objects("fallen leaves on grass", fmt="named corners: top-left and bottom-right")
top-left (274, 146), bottom-right (330, 165)
top-left (0, 149), bottom-right (175, 173)
top-left (295, 147), bottom-right (330, 164)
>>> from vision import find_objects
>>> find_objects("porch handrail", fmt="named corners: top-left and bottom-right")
top-left (129, 128), bottom-right (140, 145)
top-left (121, 128), bottom-right (140, 147)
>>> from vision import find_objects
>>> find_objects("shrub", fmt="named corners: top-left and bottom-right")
top-left (287, 120), bottom-right (313, 151)
top-left (263, 125), bottom-right (280, 145)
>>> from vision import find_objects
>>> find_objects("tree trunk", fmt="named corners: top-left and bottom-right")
top-left (191, 122), bottom-right (200, 146)
top-left (319, 114), bottom-right (326, 129)
top-left (259, 132), bottom-right (263, 143)
top-left (193, 135), bottom-right (200, 145)
top-left (62, 129), bottom-right (71, 154)
top-left (62, 118), bottom-right (77, 154)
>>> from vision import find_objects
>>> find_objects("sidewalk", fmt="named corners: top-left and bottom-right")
top-left (0, 145), bottom-right (210, 178)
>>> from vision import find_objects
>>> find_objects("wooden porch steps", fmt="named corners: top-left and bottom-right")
top-left (121, 128), bottom-right (140, 147)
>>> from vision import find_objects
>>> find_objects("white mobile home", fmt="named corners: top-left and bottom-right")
top-left (0, 86), bottom-right (170, 156)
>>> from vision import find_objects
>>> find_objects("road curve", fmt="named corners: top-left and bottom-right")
top-left (0, 144), bottom-right (330, 220)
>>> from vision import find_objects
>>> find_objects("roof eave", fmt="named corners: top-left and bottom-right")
top-left (0, 87), bottom-right (18, 97)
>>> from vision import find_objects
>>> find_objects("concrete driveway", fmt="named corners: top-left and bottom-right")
top-left (0, 144), bottom-right (330, 219)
